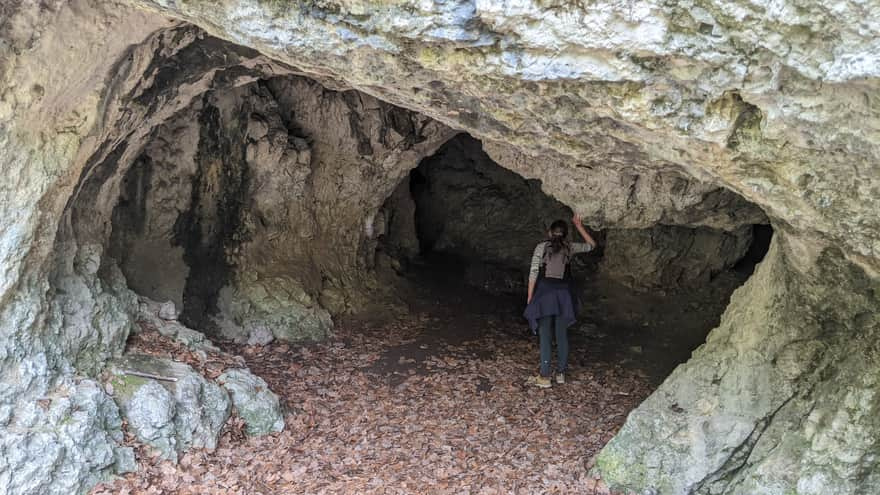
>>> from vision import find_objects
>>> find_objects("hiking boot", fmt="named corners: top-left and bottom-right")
top-left (527, 375), bottom-right (552, 388)
top-left (555, 373), bottom-right (565, 384)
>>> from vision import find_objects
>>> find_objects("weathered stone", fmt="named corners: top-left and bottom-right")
top-left (217, 369), bottom-right (285, 436)
top-left (601, 225), bottom-right (754, 290)
top-left (0, 380), bottom-right (133, 495)
top-left (407, 134), bottom-right (572, 269)
top-left (158, 301), bottom-right (178, 321)
top-left (136, 296), bottom-right (219, 353)
top-left (593, 236), bottom-right (880, 494)
top-left (108, 354), bottom-right (231, 462)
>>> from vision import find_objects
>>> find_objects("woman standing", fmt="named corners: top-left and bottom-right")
top-left (523, 214), bottom-right (596, 388)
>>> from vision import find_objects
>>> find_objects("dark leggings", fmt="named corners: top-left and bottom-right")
top-left (538, 315), bottom-right (568, 377)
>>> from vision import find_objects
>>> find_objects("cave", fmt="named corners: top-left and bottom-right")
top-left (376, 133), bottom-right (772, 381)
top-left (2, 3), bottom-right (879, 495)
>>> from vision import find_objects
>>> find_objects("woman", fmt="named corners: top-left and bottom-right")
top-left (523, 214), bottom-right (596, 388)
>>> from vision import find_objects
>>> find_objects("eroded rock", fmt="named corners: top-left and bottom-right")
top-left (593, 236), bottom-right (880, 494)
top-left (136, 296), bottom-right (220, 355)
top-left (0, 380), bottom-right (133, 495)
top-left (0, 1), bottom-right (878, 493)
top-left (108, 354), bottom-right (231, 462)
top-left (217, 369), bottom-right (285, 436)
top-left (601, 225), bottom-right (754, 290)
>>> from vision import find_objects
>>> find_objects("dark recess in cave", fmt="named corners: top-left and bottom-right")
top-left (380, 133), bottom-right (774, 380)
top-left (172, 100), bottom-right (251, 332)
top-left (733, 224), bottom-right (774, 275)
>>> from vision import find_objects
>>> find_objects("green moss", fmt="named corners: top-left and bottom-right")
top-left (592, 445), bottom-right (648, 492)
top-left (110, 374), bottom-right (149, 401)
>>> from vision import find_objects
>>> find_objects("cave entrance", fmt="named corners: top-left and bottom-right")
top-left (90, 48), bottom-right (773, 490)
top-left (376, 133), bottom-right (773, 383)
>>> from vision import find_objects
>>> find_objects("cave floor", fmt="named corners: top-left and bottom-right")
top-left (92, 261), bottom-right (742, 495)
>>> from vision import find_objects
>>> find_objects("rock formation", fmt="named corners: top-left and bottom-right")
top-left (1, 0), bottom-right (878, 493)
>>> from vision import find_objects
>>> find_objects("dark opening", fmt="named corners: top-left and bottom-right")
top-left (734, 224), bottom-right (774, 275)
top-left (380, 133), bottom-right (773, 382)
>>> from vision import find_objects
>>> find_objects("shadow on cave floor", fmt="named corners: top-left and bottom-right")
top-left (359, 251), bottom-right (748, 388)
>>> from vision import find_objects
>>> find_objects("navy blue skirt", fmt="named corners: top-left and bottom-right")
top-left (523, 278), bottom-right (579, 332)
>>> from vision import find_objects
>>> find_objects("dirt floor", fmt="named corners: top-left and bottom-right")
top-left (92, 259), bottom-right (745, 495)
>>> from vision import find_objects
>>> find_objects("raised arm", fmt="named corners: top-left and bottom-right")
top-left (572, 214), bottom-right (596, 249)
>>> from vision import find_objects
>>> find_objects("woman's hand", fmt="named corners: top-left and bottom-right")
top-left (572, 212), bottom-right (597, 248)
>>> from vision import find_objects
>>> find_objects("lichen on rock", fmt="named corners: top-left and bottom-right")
top-left (0, 380), bottom-right (134, 495)
top-left (217, 368), bottom-right (285, 436)
top-left (108, 354), bottom-right (231, 462)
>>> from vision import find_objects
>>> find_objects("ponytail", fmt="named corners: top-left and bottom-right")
top-left (548, 220), bottom-right (568, 254)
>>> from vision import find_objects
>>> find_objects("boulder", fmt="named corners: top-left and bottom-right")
top-left (108, 354), bottom-right (231, 462)
top-left (217, 369), bottom-right (285, 436)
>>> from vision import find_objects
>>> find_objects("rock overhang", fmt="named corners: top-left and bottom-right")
top-left (123, 0), bottom-right (880, 275)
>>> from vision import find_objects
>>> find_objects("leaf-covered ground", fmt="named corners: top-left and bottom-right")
top-left (93, 256), bottom-right (744, 494)
top-left (92, 308), bottom-right (654, 493)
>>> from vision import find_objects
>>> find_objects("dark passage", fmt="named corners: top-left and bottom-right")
top-left (379, 133), bottom-right (773, 383)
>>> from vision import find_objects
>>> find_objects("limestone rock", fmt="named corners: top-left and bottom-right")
top-left (122, 380), bottom-right (177, 458)
top-left (217, 369), bottom-right (285, 436)
top-left (215, 276), bottom-right (333, 343)
top-left (0, 380), bottom-right (133, 495)
top-left (108, 354), bottom-right (231, 462)
top-left (0, 1), bottom-right (879, 493)
top-left (601, 225), bottom-right (754, 290)
top-left (158, 301), bottom-right (178, 321)
top-left (592, 237), bottom-right (880, 494)
top-left (136, 297), bottom-right (219, 354)
top-left (407, 135), bottom-right (572, 269)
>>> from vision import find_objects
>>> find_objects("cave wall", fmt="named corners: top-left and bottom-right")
top-left (109, 111), bottom-right (201, 310)
top-left (1, 0), bottom-right (878, 494)
top-left (595, 234), bottom-right (880, 494)
top-left (602, 225), bottom-right (754, 290)
top-left (125, 0), bottom-right (879, 274)
top-left (112, 75), bottom-right (454, 344)
top-left (401, 133), bottom-right (572, 291)
top-left (396, 135), bottom-right (758, 293)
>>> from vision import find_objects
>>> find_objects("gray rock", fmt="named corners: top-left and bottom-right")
top-left (0, 380), bottom-right (133, 495)
top-left (123, 380), bottom-right (177, 458)
top-left (217, 369), bottom-right (285, 436)
top-left (158, 300), bottom-right (178, 320)
top-left (0, 1), bottom-right (879, 494)
top-left (592, 237), bottom-right (880, 494)
top-left (601, 225), bottom-right (754, 290)
top-left (246, 323), bottom-right (275, 346)
top-left (135, 296), bottom-right (220, 353)
top-left (108, 354), bottom-right (231, 462)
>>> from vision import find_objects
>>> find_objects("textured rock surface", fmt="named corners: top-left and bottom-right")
top-left (0, 379), bottom-right (134, 495)
top-left (136, 296), bottom-right (220, 354)
top-left (109, 73), bottom-right (453, 342)
top-left (602, 225), bottom-right (754, 290)
top-left (109, 354), bottom-right (231, 462)
top-left (217, 368), bottom-right (285, 436)
top-left (594, 236), bottom-right (880, 494)
top-left (0, 0), bottom-right (878, 493)
top-left (408, 134), bottom-right (571, 268)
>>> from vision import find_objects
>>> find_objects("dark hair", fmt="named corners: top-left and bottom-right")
top-left (548, 219), bottom-right (568, 254)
